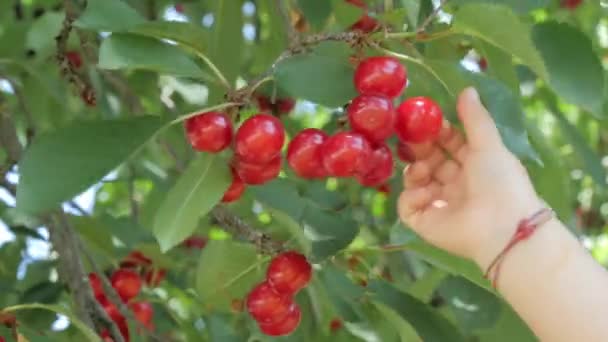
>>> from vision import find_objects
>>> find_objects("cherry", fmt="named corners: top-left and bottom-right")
top-left (479, 57), bottom-right (488, 71)
top-left (287, 128), bottom-right (328, 179)
top-left (246, 282), bottom-right (293, 323)
top-left (130, 301), bottom-right (154, 326)
top-left (258, 303), bottom-right (301, 337)
top-left (256, 95), bottom-right (273, 112)
top-left (376, 183), bottom-right (391, 194)
top-left (330, 318), bottom-right (343, 332)
top-left (144, 268), bottom-right (166, 287)
top-left (182, 235), bottom-right (208, 249)
top-left (110, 269), bottom-right (142, 302)
top-left (396, 141), bottom-right (415, 163)
top-left (89, 273), bottom-right (104, 300)
top-left (266, 251), bottom-right (312, 295)
top-left (222, 168), bottom-right (246, 202)
top-left (120, 250), bottom-right (152, 269)
top-left (356, 142), bottom-right (394, 187)
top-left (560, 0), bottom-right (582, 9)
top-left (235, 114), bottom-right (285, 164)
top-left (354, 56), bottom-right (407, 99)
top-left (395, 96), bottom-right (443, 143)
top-left (277, 98), bottom-right (295, 114)
top-left (321, 132), bottom-right (372, 177)
top-left (174, 3), bottom-right (184, 13)
top-left (185, 112), bottom-right (232, 153)
top-left (233, 155), bottom-right (282, 185)
top-left (345, 0), bottom-right (378, 33)
top-left (347, 95), bottom-right (394, 142)
top-left (66, 51), bottom-right (83, 69)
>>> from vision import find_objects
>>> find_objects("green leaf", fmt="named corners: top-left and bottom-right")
top-left (298, 0), bottom-right (332, 29)
top-left (129, 21), bottom-right (208, 53)
top-left (26, 13), bottom-right (64, 57)
top-left (474, 39), bottom-right (519, 92)
top-left (526, 124), bottom-right (573, 222)
top-left (75, 0), bottom-right (145, 31)
top-left (209, 0), bottom-right (244, 84)
top-left (3, 303), bottom-right (102, 342)
top-left (331, 0), bottom-right (365, 28)
top-left (438, 276), bottom-right (501, 332)
top-left (251, 179), bottom-right (308, 220)
top-left (532, 22), bottom-right (605, 117)
top-left (477, 305), bottom-right (536, 342)
top-left (450, 0), bottom-right (550, 13)
top-left (98, 34), bottom-right (205, 78)
top-left (374, 303), bottom-right (422, 342)
top-left (452, 3), bottom-right (547, 79)
top-left (195, 240), bottom-right (264, 311)
top-left (17, 116), bottom-right (163, 215)
top-left (368, 280), bottom-right (466, 342)
top-left (275, 42), bottom-right (356, 107)
top-left (153, 154), bottom-right (230, 252)
top-left (302, 207), bottom-right (358, 262)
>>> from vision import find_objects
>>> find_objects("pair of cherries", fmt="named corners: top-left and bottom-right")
top-left (246, 251), bottom-right (312, 336)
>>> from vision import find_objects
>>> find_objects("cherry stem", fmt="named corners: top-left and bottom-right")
top-left (169, 102), bottom-right (242, 125)
top-left (192, 50), bottom-right (232, 90)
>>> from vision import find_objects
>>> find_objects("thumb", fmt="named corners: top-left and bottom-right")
top-left (457, 87), bottom-right (502, 149)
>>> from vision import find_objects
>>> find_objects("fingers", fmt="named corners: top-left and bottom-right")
top-left (434, 159), bottom-right (460, 184)
top-left (457, 87), bottom-right (503, 150)
top-left (437, 125), bottom-right (466, 163)
top-left (397, 182), bottom-right (441, 219)
top-left (404, 161), bottom-right (431, 188)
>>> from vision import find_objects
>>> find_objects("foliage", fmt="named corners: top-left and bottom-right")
top-left (0, 0), bottom-right (606, 341)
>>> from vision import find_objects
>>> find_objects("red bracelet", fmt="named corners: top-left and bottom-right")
top-left (484, 208), bottom-right (554, 288)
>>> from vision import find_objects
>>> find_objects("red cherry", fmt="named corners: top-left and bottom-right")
top-left (235, 114), bottom-right (285, 164)
top-left (102, 301), bottom-right (125, 324)
top-left (277, 98), bottom-right (295, 114)
top-left (256, 95), bottom-right (273, 112)
top-left (222, 168), bottom-right (246, 202)
top-left (182, 235), bottom-right (208, 249)
top-left (144, 268), bottom-right (166, 287)
top-left (287, 128), bottom-right (328, 179)
top-left (396, 142), bottom-right (415, 163)
top-left (66, 51), bottom-right (83, 69)
top-left (185, 112), bottom-right (232, 153)
top-left (174, 3), bottom-right (184, 13)
top-left (560, 0), bottom-right (582, 9)
top-left (345, 0), bottom-right (378, 33)
top-left (330, 318), bottom-right (343, 332)
top-left (110, 269), bottom-right (142, 302)
top-left (258, 303), bottom-right (301, 337)
top-left (267, 251), bottom-right (312, 295)
top-left (376, 183), bottom-right (391, 194)
top-left (479, 57), bottom-right (488, 71)
top-left (120, 250), bottom-right (152, 269)
top-left (246, 282), bottom-right (293, 323)
top-left (347, 95), bottom-right (394, 142)
top-left (233, 155), bottom-right (282, 185)
top-left (130, 301), bottom-right (154, 326)
top-left (356, 143), bottom-right (394, 187)
top-left (321, 132), bottom-right (372, 177)
top-left (354, 56), bottom-right (407, 98)
top-left (89, 273), bottom-right (104, 300)
top-left (395, 96), bottom-right (443, 143)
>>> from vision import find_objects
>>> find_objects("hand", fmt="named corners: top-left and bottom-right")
top-left (398, 87), bottom-right (544, 270)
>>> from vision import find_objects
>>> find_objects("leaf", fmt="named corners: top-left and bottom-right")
top-left (374, 303), bottom-right (423, 342)
top-left (130, 21), bottom-right (208, 53)
top-left (532, 22), bottom-right (605, 117)
top-left (450, 0), bottom-right (550, 13)
top-left (17, 116), bottom-right (163, 215)
top-left (275, 42), bottom-right (356, 107)
top-left (297, 0), bottom-right (332, 29)
top-left (26, 13), bottom-right (64, 57)
top-left (3, 303), bottom-right (102, 342)
top-left (331, 0), bottom-right (365, 28)
top-left (552, 111), bottom-right (605, 188)
top-left (452, 3), bottom-right (547, 80)
top-left (153, 154), bottom-right (230, 252)
top-left (75, 0), bottom-right (145, 31)
top-left (474, 39), bottom-right (519, 92)
top-left (438, 276), bottom-right (502, 332)
top-left (477, 305), bottom-right (536, 342)
top-left (195, 240), bottom-right (264, 311)
top-left (209, 0), bottom-right (244, 84)
top-left (98, 34), bottom-right (205, 78)
top-left (302, 207), bottom-right (359, 262)
top-left (526, 124), bottom-right (573, 222)
top-left (251, 179), bottom-right (307, 220)
top-left (368, 280), bottom-right (466, 342)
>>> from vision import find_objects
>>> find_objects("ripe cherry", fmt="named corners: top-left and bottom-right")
top-left (233, 155), bottom-right (282, 185)
top-left (246, 282), bottom-right (293, 323)
top-left (235, 114), bottom-right (285, 164)
top-left (120, 250), bottom-right (152, 269)
top-left (102, 300), bottom-right (125, 324)
top-left (185, 112), bottom-right (232, 153)
top-left (130, 301), bottom-right (154, 326)
top-left (258, 303), bottom-right (301, 336)
top-left (354, 56), bottom-right (407, 99)
top-left (321, 132), bottom-right (372, 177)
top-left (222, 168), bottom-right (246, 202)
top-left (256, 95), bottom-right (272, 112)
top-left (396, 141), bottom-right (415, 163)
top-left (182, 235), bottom-right (208, 249)
top-left (345, 0), bottom-right (378, 33)
top-left (277, 98), bottom-right (295, 114)
top-left (560, 0), bottom-right (582, 9)
top-left (266, 251), bottom-right (312, 295)
top-left (287, 128), bottom-right (328, 179)
top-left (479, 57), bottom-right (488, 71)
top-left (89, 273), bottom-right (104, 300)
top-left (347, 95), bottom-right (394, 142)
top-left (330, 318), bottom-right (343, 332)
top-left (66, 51), bottom-right (83, 69)
top-left (110, 269), bottom-right (142, 302)
top-left (144, 268), bottom-right (166, 287)
top-left (356, 143), bottom-right (394, 187)
top-left (395, 96), bottom-right (443, 143)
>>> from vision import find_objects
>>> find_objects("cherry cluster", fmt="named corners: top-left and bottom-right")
top-left (89, 251), bottom-right (165, 342)
top-left (246, 251), bottom-right (312, 336)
